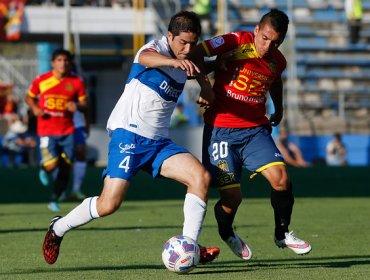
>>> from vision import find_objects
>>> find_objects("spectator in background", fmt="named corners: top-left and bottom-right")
top-left (0, 81), bottom-right (18, 120)
top-left (326, 133), bottom-right (347, 166)
top-left (275, 129), bottom-right (309, 167)
top-left (191, 0), bottom-right (215, 37)
top-left (345, 0), bottom-right (363, 44)
top-left (1, 116), bottom-right (37, 168)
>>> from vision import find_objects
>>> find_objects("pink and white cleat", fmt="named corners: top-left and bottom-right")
top-left (225, 232), bottom-right (252, 260)
top-left (275, 231), bottom-right (312, 255)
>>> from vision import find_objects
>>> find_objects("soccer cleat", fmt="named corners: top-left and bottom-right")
top-left (274, 231), bottom-right (312, 255)
top-left (198, 244), bottom-right (220, 264)
top-left (42, 216), bottom-right (63, 264)
top-left (39, 169), bottom-right (50, 187)
top-left (69, 191), bottom-right (87, 201)
top-left (225, 232), bottom-right (252, 260)
top-left (48, 202), bottom-right (61, 212)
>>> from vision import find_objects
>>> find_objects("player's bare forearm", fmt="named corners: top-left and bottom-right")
top-left (138, 51), bottom-right (173, 67)
top-left (204, 60), bottom-right (217, 74)
top-left (270, 78), bottom-right (283, 112)
top-left (195, 73), bottom-right (215, 106)
top-left (139, 51), bottom-right (199, 77)
top-left (188, 44), bottom-right (215, 105)
top-left (25, 95), bottom-right (43, 117)
top-left (77, 99), bottom-right (88, 113)
top-left (269, 78), bottom-right (284, 126)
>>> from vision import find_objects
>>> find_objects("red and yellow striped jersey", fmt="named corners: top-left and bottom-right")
top-left (28, 71), bottom-right (86, 136)
top-left (202, 31), bottom-right (286, 128)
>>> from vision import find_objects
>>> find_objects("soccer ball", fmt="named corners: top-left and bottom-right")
top-left (161, 235), bottom-right (200, 274)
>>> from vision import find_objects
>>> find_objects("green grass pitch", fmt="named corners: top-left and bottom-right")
top-left (1, 197), bottom-right (369, 280)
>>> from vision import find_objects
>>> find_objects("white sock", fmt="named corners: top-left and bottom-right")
top-left (72, 161), bottom-right (87, 193)
top-left (182, 193), bottom-right (207, 242)
top-left (53, 196), bottom-right (100, 237)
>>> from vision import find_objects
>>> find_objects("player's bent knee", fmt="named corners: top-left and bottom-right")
top-left (202, 170), bottom-right (212, 188)
top-left (271, 174), bottom-right (289, 191)
top-left (271, 179), bottom-right (290, 191)
top-left (97, 198), bottom-right (121, 217)
top-left (221, 189), bottom-right (242, 211)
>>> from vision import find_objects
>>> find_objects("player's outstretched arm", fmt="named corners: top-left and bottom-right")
top-left (138, 50), bottom-right (199, 77)
top-left (187, 44), bottom-right (215, 106)
top-left (195, 73), bottom-right (214, 107)
top-left (25, 95), bottom-right (43, 117)
top-left (269, 77), bottom-right (284, 126)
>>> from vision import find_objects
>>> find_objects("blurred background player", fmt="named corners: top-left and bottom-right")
top-left (275, 129), bottom-right (309, 167)
top-left (25, 48), bottom-right (87, 212)
top-left (170, 102), bottom-right (189, 128)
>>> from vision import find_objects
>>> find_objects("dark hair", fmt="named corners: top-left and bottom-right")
top-left (334, 133), bottom-right (342, 140)
top-left (51, 48), bottom-right (72, 61)
top-left (259, 9), bottom-right (289, 40)
top-left (168, 11), bottom-right (201, 37)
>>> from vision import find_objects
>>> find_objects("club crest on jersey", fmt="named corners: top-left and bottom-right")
top-left (210, 36), bottom-right (225, 49)
top-left (119, 143), bottom-right (135, 154)
top-left (65, 82), bottom-right (74, 91)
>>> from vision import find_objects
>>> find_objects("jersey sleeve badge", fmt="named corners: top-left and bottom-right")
top-left (210, 36), bottom-right (225, 49)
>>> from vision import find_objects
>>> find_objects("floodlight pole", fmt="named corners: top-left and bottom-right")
top-left (286, 0), bottom-right (299, 133)
top-left (64, 0), bottom-right (71, 51)
top-left (217, 0), bottom-right (228, 34)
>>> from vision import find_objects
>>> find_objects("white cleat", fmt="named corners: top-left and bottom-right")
top-left (275, 231), bottom-right (312, 255)
top-left (225, 232), bottom-right (252, 260)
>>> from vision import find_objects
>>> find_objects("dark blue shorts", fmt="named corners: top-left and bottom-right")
top-left (74, 127), bottom-right (87, 146)
top-left (102, 128), bottom-right (189, 181)
top-left (202, 124), bottom-right (285, 189)
top-left (39, 134), bottom-right (75, 167)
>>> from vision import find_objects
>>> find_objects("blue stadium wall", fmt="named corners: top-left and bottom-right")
top-left (289, 134), bottom-right (370, 166)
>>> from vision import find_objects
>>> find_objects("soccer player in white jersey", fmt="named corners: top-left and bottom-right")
top-left (42, 11), bottom-right (220, 265)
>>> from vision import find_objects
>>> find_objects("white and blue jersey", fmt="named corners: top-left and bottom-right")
top-left (103, 36), bottom-right (190, 181)
top-left (107, 36), bottom-right (187, 140)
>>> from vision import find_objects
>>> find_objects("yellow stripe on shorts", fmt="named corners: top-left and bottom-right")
top-left (250, 161), bottom-right (285, 179)
top-left (220, 183), bottom-right (240, 191)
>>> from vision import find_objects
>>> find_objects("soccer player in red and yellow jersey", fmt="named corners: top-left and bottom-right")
top-left (190, 9), bottom-right (312, 259)
top-left (25, 48), bottom-right (87, 212)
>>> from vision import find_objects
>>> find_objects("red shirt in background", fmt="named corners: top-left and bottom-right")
top-left (28, 71), bottom-right (86, 136)
top-left (202, 31), bottom-right (287, 128)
